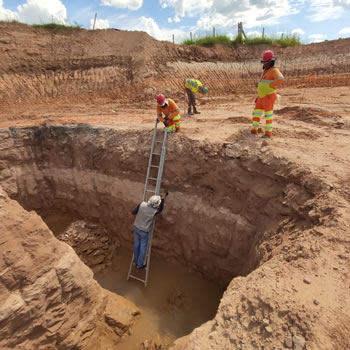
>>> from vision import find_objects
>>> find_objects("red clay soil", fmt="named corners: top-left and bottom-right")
top-left (0, 21), bottom-right (349, 108)
top-left (0, 22), bottom-right (350, 350)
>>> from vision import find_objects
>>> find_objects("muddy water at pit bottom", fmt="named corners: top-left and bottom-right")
top-left (95, 246), bottom-right (226, 349)
top-left (42, 214), bottom-right (226, 349)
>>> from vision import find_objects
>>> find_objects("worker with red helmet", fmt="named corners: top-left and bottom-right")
top-left (156, 94), bottom-right (181, 133)
top-left (251, 50), bottom-right (284, 138)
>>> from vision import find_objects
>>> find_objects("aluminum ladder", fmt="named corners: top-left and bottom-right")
top-left (127, 119), bottom-right (167, 287)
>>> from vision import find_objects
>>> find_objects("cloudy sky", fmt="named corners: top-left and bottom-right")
top-left (1, 0), bottom-right (350, 43)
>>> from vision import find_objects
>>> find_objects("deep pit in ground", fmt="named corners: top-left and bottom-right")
top-left (0, 124), bottom-right (319, 347)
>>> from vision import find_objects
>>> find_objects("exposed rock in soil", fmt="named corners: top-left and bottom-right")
top-left (56, 220), bottom-right (120, 272)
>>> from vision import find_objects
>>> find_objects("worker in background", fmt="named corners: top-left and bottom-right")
top-left (251, 50), bottom-right (284, 138)
top-left (185, 78), bottom-right (208, 115)
top-left (156, 94), bottom-right (181, 133)
top-left (131, 192), bottom-right (168, 269)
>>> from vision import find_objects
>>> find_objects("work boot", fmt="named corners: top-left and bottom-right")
top-left (136, 264), bottom-right (147, 270)
top-left (193, 107), bottom-right (201, 114)
top-left (187, 107), bottom-right (194, 115)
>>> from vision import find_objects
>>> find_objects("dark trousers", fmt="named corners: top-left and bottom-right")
top-left (186, 88), bottom-right (196, 107)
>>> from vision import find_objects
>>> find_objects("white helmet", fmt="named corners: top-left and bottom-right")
top-left (148, 195), bottom-right (161, 208)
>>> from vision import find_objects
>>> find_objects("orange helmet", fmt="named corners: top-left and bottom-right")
top-left (261, 50), bottom-right (275, 63)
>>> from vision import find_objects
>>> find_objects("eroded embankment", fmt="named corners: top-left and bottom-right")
top-left (0, 22), bottom-right (349, 104)
top-left (0, 124), bottom-right (326, 285)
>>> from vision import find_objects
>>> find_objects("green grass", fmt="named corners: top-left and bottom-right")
top-left (275, 36), bottom-right (301, 48)
top-left (183, 33), bottom-right (302, 48)
top-left (31, 23), bottom-right (81, 31)
top-left (183, 35), bottom-right (232, 47)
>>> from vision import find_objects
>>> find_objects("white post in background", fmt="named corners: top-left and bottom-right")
top-left (93, 13), bottom-right (97, 30)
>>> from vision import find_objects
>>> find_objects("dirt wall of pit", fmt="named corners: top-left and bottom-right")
top-left (0, 186), bottom-right (140, 350)
top-left (0, 124), bottom-right (326, 284)
top-left (0, 22), bottom-right (349, 105)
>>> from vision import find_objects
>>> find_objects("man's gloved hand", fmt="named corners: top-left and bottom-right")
top-left (163, 116), bottom-right (169, 127)
top-left (156, 118), bottom-right (159, 124)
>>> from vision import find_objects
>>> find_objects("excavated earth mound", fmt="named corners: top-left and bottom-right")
top-left (0, 21), bottom-right (349, 108)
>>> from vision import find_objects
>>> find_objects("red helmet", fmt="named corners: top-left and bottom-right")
top-left (261, 50), bottom-right (275, 63)
top-left (156, 94), bottom-right (166, 105)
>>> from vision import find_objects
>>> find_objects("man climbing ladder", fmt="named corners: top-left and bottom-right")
top-left (127, 117), bottom-right (168, 286)
top-left (131, 192), bottom-right (168, 270)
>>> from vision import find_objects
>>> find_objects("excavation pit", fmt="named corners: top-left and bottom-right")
top-left (42, 212), bottom-right (225, 347)
top-left (0, 124), bottom-right (319, 348)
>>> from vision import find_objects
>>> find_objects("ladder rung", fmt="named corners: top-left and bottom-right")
top-left (148, 177), bottom-right (158, 181)
top-left (128, 274), bottom-right (146, 283)
top-left (155, 141), bottom-right (163, 143)
top-left (150, 165), bottom-right (159, 168)
top-left (152, 153), bottom-right (161, 155)
top-left (146, 189), bottom-right (155, 193)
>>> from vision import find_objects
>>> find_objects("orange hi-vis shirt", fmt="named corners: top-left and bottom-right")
top-left (257, 67), bottom-right (284, 98)
top-left (156, 98), bottom-right (181, 121)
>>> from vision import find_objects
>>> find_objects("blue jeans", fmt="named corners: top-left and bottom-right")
top-left (133, 225), bottom-right (149, 268)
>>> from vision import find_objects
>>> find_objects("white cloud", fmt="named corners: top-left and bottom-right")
top-left (291, 28), bottom-right (305, 35)
top-left (0, 0), bottom-right (17, 21)
top-left (90, 18), bottom-right (110, 29)
top-left (339, 27), bottom-right (350, 35)
top-left (101, 0), bottom-right (143, 10)
top-left (161, 0), bottom-right (302, 29)
top-left (307, 0), bottom-right (343, 21)
top-left (309, 33), bottom-right (327, 42)
top-left (334, 0), bottom-right (350, 8)
top-left (168, 17), bottom-right (172, 22)
top-left (160, 0), bottom-right (212, 18)
top-left (247, 30), bottom-right (261, 37)
top-left (0, 9), bottom-right (17, 21)
top-left (16, 0), bottom-right (67, 25)
top-left (112, 15), bottom-right (188, 43)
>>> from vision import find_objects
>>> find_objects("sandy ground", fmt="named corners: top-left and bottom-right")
top-left (1, 85), bottom-right (349, 194)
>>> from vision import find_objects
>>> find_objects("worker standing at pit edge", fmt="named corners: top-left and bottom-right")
top-left (185, 78), bottom-right (208, 115)
top-left (131, 192), bottom-right (168, 269)
top-left (251, 50), bottom-right (284, 138)
top-left (156, 94), bottom-right (181, 133)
